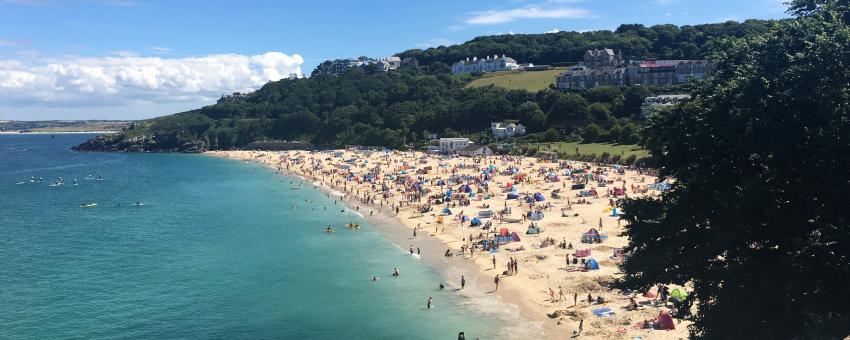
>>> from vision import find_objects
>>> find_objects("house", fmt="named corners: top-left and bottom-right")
top-left (438, 138), bottom-right (471, 152)
top-left (641, 94), bottom-right (690, 118)
top-left (314, 55), bottom-right (402, 76)
top-left (217, 92), bottom-right (248, 103)
top-left (451, 55), bottom-right (520, 75)
top-left (457, 145), bottom-right (494, 157)
top-left (491, 122), bottom-right (527, 139)
top-left (555, 49), bottom-right (716, 89)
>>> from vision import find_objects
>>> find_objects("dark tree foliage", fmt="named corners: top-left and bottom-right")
top-left (617, 2), bottom-right (850, 339)
top-left (397, 20), bottom-right (780, 67)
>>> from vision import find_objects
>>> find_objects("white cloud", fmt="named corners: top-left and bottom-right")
top-left (148, 46), bottom-right (172, 54)
top-left (0, 51), bottom-right (303, 108)
top-left (544, 28), bottom-right (560, 34)
top-left (465, 6), bottom-right (591, 25)
top-left (0, 39), bottom-right (22, 47)
top-left (665, 12), bottom-right (672, 17)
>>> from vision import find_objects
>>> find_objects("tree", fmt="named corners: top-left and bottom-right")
top-left (548, 93), bottom-right (588, 120)
top-left (516, 101), bottom-right (548, 131)
top-left (587, 102), bottom-right (612, 120)
top-left (582, 123), bottom-right (602, 142)
top-left (622, 86), bottom-right (651, 117)
top-left (617, 3), bottom-right (850, 339)
top-left (543, 128), bottom-right (560, 142)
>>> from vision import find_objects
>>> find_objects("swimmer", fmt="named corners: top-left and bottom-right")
top-left (393, 268), bottom-right (400, 277)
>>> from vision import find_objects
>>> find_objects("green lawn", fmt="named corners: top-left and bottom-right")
top-left (536, 142), bottom-right (650, 159)
top-left (466, 68), bottom-right (567, 92)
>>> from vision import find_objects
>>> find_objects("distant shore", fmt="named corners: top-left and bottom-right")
top-left (0, 130), bottom-right (119, 135)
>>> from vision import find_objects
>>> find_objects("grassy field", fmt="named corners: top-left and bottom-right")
top-left (535, 142), bottom-right (650, 159)
top-left (466, 68), bottom-right (567, 92)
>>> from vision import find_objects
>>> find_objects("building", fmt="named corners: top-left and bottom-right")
top-left (491, 122), bottom-right (527, 139)
top-left (641, 94), bottom-right (691, 117)
top-left (457, 145), bottom-right (494, 157)
top-left (314, 56), bottom-right (402, 76)
top-left (438, 138), bottom-right (471, 152)
top-left (217, 92), bottom-right (248, 103)
top-left (555, 49), bottom-right (715, 90)
top-left (451, 55), bottom-right (520, 75)
top-left (584, 49), bottom-right (624, 68)
top-left (556, 65), bottom-right (627, 89)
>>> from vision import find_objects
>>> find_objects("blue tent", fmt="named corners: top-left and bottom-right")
top-left (524, 196), bottom-right (534, 203)
top-left (441, 207), bottom-right (453, 215)
top-left (463, 184), bottom-right (472, 193)
top-left (610, 207), bottom-right (621, 217)
top-left (470, 217), bottom-right (481, 226)
top-left (436, 179), bottom-right (445, 186)
top-left (533, 192), bottom-right (545, 202)
top-left (445, 189), bottom-right (452, 198)
top-left (507, 193), bottom-right (519, 199)
top-left (461, 215), bottom-right (470, 222)
top-left (587, 258), bottom-right (600, 270)
top-left (528, 211), bottom-right (545, 221)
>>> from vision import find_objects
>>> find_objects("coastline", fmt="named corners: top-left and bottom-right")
top-left (207, 150), bottom-right (690, 340)
top-left (0, 130), bottom-right (119, 135)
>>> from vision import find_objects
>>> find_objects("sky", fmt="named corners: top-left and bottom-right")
top-left (0, 0), bottom-right (791, 121)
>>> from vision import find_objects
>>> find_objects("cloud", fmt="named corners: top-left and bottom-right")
top-left (148, 46), bottom-right (171, 54)
top-left (465, 6), bottom-right (591, 25)
top-left (544, 28), bottom-right (560, 34)
top-left (0, 52), bottom-right (303, 108)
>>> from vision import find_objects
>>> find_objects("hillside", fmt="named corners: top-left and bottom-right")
top-left (75, 19), bottom-right (783, 154)
top-left (466, 68), bottom-right (567, 92)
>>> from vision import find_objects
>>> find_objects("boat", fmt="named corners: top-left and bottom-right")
top-left (80, 203), bottom-right (97, 208)
top-left (84, 175), bottom-right (95, 180)
top-left (49, 182), bottom-right (63, 187)
top-left (15, 181), bottom-right (26, 185)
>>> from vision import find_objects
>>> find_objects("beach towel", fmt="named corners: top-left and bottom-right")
top-left (592, 307), bottom-right (614, 317)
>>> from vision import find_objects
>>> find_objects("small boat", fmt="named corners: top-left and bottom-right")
top-left (131, 201), bottom-right (145, 206)
top-left (49, 182), bottom-right (63, 187)
top-left (84, 175), bottom-right (95, 180)
top-left (80, 203), bottom-right (97, 208)
top-left (15, 181), bottom-right (26, 185)
top-left (96, 176), bottom-right (104, 181)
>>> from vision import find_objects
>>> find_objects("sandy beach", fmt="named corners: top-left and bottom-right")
top-left (209, 149), bottom-right (688, 339)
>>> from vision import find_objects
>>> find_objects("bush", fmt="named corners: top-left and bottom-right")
top-left (624, 154), bottom-right (637, 165)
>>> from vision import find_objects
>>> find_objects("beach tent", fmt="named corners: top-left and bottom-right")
top-left (500, 228), bottom-right (509, 237)
top-left (526, 226), bottom-right (542, 235)
top-left (507, 193), bottom-right (519, 199)
top-left (533, 192), bottom-right (545, 202)
top-left (592, 307), bottom-right (614, 317)
top-left (461, 215), bottom-right (470, 222)
top-left (441, 207), bottom-right (453, 216)
top-left (670, 289), bottom-right (688, 301)
top-left (524, 196), bottom-right (534, 204)
top-left (510, 232), bottom-right (521, 242)
top-left (611, 208), bottom-right (621, 217)
top-left (587, 258), bottom-right (600, 270)
top-left (436, 179), bottom-right (445, 186)
top-left (657, 311), bottom-right (675, 330)
top-left (470, 218), bottom-right (482, 226)
top-left (528, 211), bottom-right (545, 221)
top-left (462, 184), bottom-right (473, 193)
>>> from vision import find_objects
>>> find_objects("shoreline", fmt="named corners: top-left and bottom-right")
top-left (0, 131), bottom-right (119, 135)
top-left (208, 152), bottom-right (553, 338)
top-left (207, 150), bottom-right (689, 340)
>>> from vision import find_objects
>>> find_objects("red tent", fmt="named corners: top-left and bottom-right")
top-left (500, 228), bottom-right (509, 237)
top-left (657, 311), bottom-right (675, 330)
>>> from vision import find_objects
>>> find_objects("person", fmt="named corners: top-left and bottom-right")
top-left (587, 293), bottom-right (593, 304)
top-left (578, 319), bottom-right (584, 335)
top-left (574, 292), bottom-right (578, 307)
top-left (559, 286), bottom-right (566, 302)
top-left (457, 331), bottom-right (465, 340)
top-left (445, 248), bottom-right (452, 257)
top-left (439, 283), bottom-right (445, 290)
top-left (461, 275), bottom-right (466, 290)
top-left (494, 275), bottom-right (500, 291)
top-left (413, 228), bottom-right (417, 239)
top-left (372, 276), bottom-right (379, 281)
top-left (549, 288), bottom-right (556, 302)
top-left (409, 245), bottom-right (414, 255)
top-left (492, 255), bottom-right (496, 269)
top-left (393, 268), bottom-right (400, 277)
top-left (417, 247), bottom-right (421, 255)
top-left (427, 297), bottom-right (432, 309)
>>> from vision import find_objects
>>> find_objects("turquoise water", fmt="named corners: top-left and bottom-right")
top-left (0, 134), bottom-right (504, 339)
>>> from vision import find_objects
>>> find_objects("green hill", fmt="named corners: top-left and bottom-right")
top-left (466, 68), bottom-right (567, 92)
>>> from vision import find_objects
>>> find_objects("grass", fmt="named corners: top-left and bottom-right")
top-left (466, 68), bottom-right (568, 92)
top-left (534, 141), bottom-right (650, 160)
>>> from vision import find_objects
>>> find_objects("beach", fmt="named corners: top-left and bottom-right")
top-left (209, 149), bottom-right (690, 339)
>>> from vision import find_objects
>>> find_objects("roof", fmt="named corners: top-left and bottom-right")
top-left (458, 144), bottom-right (491, 152)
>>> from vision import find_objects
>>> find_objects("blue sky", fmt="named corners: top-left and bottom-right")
top-left (0, 0), bottom-right (791, 120)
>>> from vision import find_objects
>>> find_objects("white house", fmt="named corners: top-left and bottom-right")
top-left (641, 94), bottom-right (690, 118)
top-left (491, 122), bottom-right (527, 139)
top-left (451, 55), bottom-right (520, 75)
top-left (439, 138), bottom-right (471, 152)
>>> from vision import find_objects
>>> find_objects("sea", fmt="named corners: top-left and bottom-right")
top-left (0, 134), bottom-right (528, 339)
